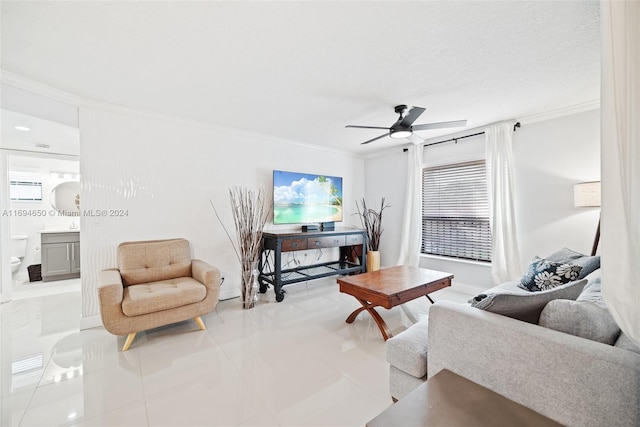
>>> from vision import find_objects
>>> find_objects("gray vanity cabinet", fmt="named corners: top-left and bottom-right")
top-left (41, 232), bottom-right (80, 281)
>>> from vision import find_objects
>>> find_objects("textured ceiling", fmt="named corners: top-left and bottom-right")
top-left (1, 1), bottom-right (600, 154)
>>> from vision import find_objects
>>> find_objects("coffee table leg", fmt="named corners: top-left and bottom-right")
top-left (426, 295), bottom-right (435, 304)
top-left (345, 298), bottom-right (393, 341)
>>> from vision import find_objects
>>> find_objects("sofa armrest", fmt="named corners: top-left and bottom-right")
top-left (191, 259), bottom-right (221, 290)
top-left (98, 269), bottom-right (124, 304)
top-left (428, 300), bottom-right (640, 426)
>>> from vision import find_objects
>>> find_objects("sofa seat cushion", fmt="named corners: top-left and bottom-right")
top-left (385, 319), bottom-right (429, 378)
top-left (122, 277), bottom-right (207, 317)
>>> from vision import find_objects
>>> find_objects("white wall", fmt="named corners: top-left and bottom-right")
top-left (79, 105), bottom-right (365, 327)
top-left (363, 150), bottom-right (406, 267)
top-left (365, 109), bottom-right (600, 293)
top-left (513, 109), bottom-right (600, 266)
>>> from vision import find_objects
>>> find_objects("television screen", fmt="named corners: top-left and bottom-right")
top-left (273, 170), bottom-right (343, 225)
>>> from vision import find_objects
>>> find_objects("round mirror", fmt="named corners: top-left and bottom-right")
top-left (51, 181), bottom-right (80, 215)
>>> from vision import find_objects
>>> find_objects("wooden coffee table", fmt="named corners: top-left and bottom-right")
top-left (337, 265), bottom-right (453, 341)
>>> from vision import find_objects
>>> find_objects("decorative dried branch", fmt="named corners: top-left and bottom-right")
top-left (355, 197), bottom-right (390, 251)
top-left (228, 187), bottom-right (270, 263)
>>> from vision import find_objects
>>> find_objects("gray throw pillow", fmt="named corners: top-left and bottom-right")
top-left (546, 247), bottom-right (600, 279)
top-left (470, 279), bottom-right (588, 324)
top-left (539, 299), bottom-right (621, 345)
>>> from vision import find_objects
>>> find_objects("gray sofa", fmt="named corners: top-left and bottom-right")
top-left (386, 259), bottom-right (640, 426)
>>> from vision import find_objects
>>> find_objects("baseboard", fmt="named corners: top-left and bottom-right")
top-left (219, 287), bottom-right (240, 301)
top-left (80, 314), bottom-right (103, 330)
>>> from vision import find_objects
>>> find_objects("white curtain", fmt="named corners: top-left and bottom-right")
top-left (485, 122), bottom-right (522, 283)
top-left (600, 0), bottom-right (640, 345)
top-left (396, 144), bottom-right (423, 267)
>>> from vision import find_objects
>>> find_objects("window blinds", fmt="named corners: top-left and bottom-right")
top-left (10, 172), bottom-right (43, 202)
top-left (421, 160), bottom-right (491, 262)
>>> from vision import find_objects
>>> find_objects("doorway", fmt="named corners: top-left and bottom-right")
top-left (1, 108), bottom-right (80, 302)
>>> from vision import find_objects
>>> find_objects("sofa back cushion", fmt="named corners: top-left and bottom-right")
top-left (539, 299), bottom-right (621, 345)
top-left (539, 269), bottom-right (622, 345)
top-left (615, 332), bottom-right (640, 354)
top-left (118, 238), bottom-right (192, 286)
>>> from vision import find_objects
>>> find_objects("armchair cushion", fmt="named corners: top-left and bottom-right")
top-left (117, 239), bottom-right (192, 286)
top-left (122, 277), bottom-right (207, 316)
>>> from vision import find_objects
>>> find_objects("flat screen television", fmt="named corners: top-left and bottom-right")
top-left (273, 170), bottom-right (343, 225)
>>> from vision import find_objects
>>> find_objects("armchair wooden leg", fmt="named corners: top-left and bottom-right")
top-left (122, 332), bottom-right (137, 351)
top-left (194, 316), bottom-right (206, 331)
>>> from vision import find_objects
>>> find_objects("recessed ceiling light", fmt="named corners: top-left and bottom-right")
top-left (14, 125), bottom-right (31, 131)
top-left (35, 144), bottom-right (50, 150)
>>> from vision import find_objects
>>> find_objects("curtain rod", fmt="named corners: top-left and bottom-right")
top-left (403, 122), bottom-right (521, 152)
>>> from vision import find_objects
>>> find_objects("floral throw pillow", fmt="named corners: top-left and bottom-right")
top-left (518, 256), bottom-right (582, 292)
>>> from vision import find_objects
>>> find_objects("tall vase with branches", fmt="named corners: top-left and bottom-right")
top-left (356, 197), bottom-right (390, 271)
top-left (212, 187), bottom-right (270, 309)
top-left (230, 187), bottom-right (270, 309)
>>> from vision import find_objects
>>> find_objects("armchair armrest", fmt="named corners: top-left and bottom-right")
top-left (192, 259), bottom-right (221, 290)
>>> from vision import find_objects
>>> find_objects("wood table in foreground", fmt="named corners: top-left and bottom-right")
top-left (367, 369), bottom-right (563, 427)
top-left (337, 265), bottom-right (453, 341)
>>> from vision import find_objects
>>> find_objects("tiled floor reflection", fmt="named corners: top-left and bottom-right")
top-left (1, 277), bottom-right (472, 426)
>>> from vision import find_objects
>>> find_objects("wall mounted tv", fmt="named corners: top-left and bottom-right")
top-left (273, 170), bottom-right (343, 225)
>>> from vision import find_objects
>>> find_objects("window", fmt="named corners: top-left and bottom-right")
top-left (421, 160), bottom-right (491, 262)
top-left (10, 173), bottom-right (43, 201)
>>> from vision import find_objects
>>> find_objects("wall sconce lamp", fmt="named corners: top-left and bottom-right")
top-left (574, 181), bottom-right (601, 256)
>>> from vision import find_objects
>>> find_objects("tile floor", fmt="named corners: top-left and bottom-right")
top-left (1, 277), bottom-right (472, 427)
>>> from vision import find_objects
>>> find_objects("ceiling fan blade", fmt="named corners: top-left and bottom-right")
top-left (360, 133), bottom-right (389, 145)
top-left (399, 106), bottom-right (426, 127)
top-left (412, 120), bottom-right (468, 131)
top-left (346, 125), bottom-right (391, 130)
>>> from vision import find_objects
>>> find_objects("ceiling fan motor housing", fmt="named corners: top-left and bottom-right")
top-left (394, 104), bottom-right (408, 115)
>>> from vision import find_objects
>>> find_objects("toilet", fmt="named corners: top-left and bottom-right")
top-left (10, 235), bottom-right (28, 273)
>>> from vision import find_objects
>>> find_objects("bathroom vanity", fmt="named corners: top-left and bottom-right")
top-left (41, 230), bottom-right (80, 281)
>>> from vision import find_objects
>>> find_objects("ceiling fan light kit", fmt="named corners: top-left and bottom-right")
top-left (347, 104), bottom-right (467, 145)
top-left (390, 129), bottom-right (412, 139)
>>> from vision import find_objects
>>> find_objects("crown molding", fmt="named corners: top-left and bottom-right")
top-left (1, 70), bottom-right (82, 105)
top-left (518, 99), bottom-right (600, 125)
top-left (364, 100), bottom-right (601, 160)
top-left (80, 98), bottom-right (364, 159)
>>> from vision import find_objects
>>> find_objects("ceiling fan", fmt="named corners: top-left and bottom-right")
top-left (346, 105), bottom-right (467, 145)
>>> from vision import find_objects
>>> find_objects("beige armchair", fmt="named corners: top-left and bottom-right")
top-left (98, 238), bottom-right (221, 351)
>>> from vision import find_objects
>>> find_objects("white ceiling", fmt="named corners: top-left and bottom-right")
top-left (0, 1), bottom-right (601, 155)
top-left (1, 109), bottom-right (80, 155)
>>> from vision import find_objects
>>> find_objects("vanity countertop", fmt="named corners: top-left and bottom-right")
top-left (40, 229), bottom-right (80, 234)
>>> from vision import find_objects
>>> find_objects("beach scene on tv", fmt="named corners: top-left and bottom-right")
top-left (273, 171), bottom-right (343, 224)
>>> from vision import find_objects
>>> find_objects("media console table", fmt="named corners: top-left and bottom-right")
top-left (259, 228), bottom-right (367, 302)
